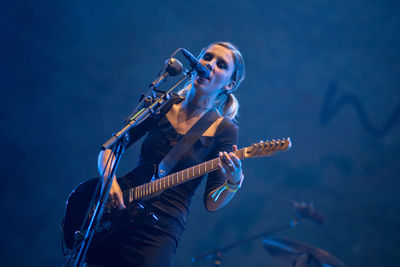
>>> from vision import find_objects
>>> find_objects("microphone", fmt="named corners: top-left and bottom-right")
top-left (165, 58), bottom-right (183, 77)
top-left (181, 48), bottom-right (210, 79)
top-left (150, 58), bottom-right (183, 89)
top-left (291, 201), bottom-right (326, 225)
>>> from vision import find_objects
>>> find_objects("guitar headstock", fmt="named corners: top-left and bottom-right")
top-left (241, 138), bottom-right (292, 158)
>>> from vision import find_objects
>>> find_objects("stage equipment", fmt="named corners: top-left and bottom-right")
top-left (263, 237), bottom-right (345, 267)
top-left (290, 201), bottom-right (325, 225)
top-left (191, 201), bottom-right (328, 266)
top-left (181, 48), bottom-right (210, 78)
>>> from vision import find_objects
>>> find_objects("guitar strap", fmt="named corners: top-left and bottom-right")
top-left (157, 108), bottom-right (220, 178)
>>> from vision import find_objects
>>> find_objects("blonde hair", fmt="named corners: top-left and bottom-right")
top-left (178, 41), bottom-right (245, 120)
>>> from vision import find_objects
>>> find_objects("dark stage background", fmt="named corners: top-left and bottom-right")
top-left (2, 1), bottom-right (400, 266)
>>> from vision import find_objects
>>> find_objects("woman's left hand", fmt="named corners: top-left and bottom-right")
top-left (218, 145), bottom-right (243, 185)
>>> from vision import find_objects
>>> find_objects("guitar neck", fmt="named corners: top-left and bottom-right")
top-left (124, 149), bottom-right (245, 203)
top-left (122, 137), bottom-right (292, 203)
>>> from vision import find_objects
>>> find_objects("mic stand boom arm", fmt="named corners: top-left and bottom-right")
top-left (72, 72), bottom-right (192, 267)
top-left (191, 218), bottom-right (304, 266)
top-left (102, 71), bottom-right (191, 150)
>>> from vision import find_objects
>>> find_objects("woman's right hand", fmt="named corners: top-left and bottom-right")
top-left (98, 149), bottom-right (126, 210)
top-left (106, 178), bottom-right (126, 210)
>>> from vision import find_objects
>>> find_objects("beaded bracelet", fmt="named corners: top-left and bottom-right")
top-left (211, 175), bottom-right (244, 202)
top-left (225, 177), bottom-right (243, 192)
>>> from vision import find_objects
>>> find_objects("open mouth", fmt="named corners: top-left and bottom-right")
top-left (197, 77), bottom-right (210, 84)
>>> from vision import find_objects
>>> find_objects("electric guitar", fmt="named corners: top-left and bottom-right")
top-left (62, 138), bottom-right (292, 251)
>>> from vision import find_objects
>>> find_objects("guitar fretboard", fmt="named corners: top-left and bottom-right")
top-left (124, 149), bottom-right (245, 203)
top-left (121, 137), bottom-right (291, 204)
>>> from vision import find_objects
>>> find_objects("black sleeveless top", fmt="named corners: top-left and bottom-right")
top-left (123, 101), bottom-right (239, 243)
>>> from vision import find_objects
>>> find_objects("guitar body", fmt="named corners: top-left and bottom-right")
top-left (62, 178), bottom-right (154, 251)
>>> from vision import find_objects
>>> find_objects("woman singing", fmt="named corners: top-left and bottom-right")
top-left (86, 41), bottom-right (246, 266)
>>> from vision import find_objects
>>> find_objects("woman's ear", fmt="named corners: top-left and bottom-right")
top-left (224, 80), bottom-right (236, 91)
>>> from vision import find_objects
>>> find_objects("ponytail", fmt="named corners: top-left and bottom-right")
top-left (214, 91), bottom-right (239, 120)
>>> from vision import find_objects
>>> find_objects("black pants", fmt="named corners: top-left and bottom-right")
top-left (85, 224), bottom-right (177, 267)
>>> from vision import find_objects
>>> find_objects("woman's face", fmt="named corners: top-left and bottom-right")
top-left (193, 44), bottom-right (235, 95)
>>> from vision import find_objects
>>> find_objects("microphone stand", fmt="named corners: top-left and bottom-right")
top-left (71, 69), bottom-right (192, 267)
top-left (191, 218), bottom-right (304, 267)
